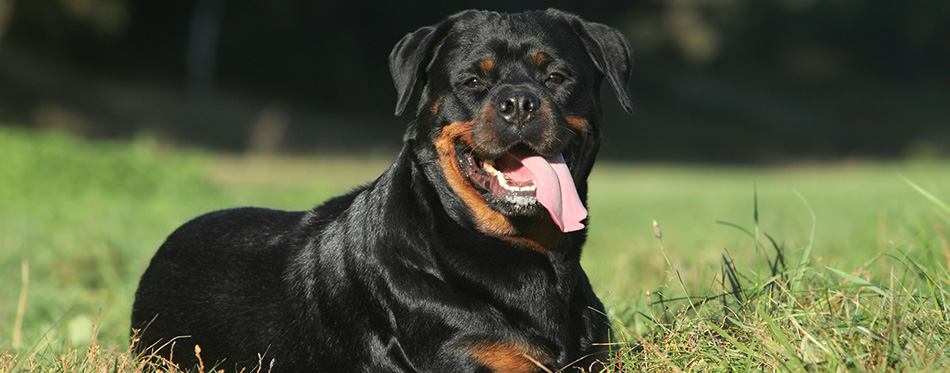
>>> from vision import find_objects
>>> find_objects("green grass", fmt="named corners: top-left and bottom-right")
top-left (2, 126), bottom-right (950, 371)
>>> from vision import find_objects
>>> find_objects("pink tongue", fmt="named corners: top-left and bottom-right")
top-left (501, 151), bottom-right (587, 232)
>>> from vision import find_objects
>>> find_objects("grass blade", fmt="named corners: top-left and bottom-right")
top-left (826, 267), bottom-right (890, 298)
top-left (703, 320), bottom-right (752, 355)
top-left (790, 191), bottom-right (816, 293)
top-left (756, 307), bottom-right (805, 371)
top-left (900, 175), bottom-right (950, 213)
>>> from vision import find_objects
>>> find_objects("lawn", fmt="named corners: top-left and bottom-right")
top-left (2, 126), bottom-right (949, 371)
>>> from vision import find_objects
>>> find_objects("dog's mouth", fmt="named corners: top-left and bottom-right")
top-left (457, 144), bottom-right (587, 232)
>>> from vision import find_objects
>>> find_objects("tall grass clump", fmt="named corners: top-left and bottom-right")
top-left (604, 185), bottom-right (950, 372)
top-left (0, 322), bottom-right (266, 373)
top-left (1, 322), bottom-right (155, 372)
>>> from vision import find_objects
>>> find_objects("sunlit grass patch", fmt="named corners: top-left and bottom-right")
top-left (603, 185), bottom-right (950, 371)
top-left (3, 126), bottom-right (950, 371)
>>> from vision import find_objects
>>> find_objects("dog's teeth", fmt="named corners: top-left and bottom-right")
top-left (493, 169), bottom-right (536, 192)
top-left (480, 158), bottom-right (537, 192)
top-left (483, 160), bottom-right (498, 174)
top-left (503, 182), bottom-right (537, 192)
top-left (504, 195), bottom-right (538, 206)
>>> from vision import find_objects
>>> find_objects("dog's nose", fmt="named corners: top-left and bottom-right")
top-left (496, 91), bottom-right (540, 125)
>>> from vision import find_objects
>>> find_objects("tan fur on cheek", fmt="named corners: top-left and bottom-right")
top-left (565, 115), bottom-right (589, 137)
top-left (435, 122), bottom-right (517, 236)
top-left (434, 120), bottom-right (565, 253)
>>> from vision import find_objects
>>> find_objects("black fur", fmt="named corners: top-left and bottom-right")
top-left (132, 9), bottom-right (632, 372)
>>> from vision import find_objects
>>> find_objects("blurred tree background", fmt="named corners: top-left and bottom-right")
top-left (0, 0), bottom-right (947, 162)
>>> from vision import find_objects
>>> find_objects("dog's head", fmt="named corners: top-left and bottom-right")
top-left (390, 9), bottom-right (632, 249)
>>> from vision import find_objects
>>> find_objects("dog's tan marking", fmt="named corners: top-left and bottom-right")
top-left (532, 52), bottom-right (546, 66)
top-left (468, 341), bottom-right (551, 373)
top-left (431, 97), bottom-right (442, 116)
top-left (479, 59), bottom-right (494, 73)
top-left (435, 117), bottom-right (562, 253)
top-left (436, 121), bottom-right (515, 235)
top-left (565, 115), bottom-right (589, 137)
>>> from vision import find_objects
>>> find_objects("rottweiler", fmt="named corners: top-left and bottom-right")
top-left (132, 8), bottom-right (633, 372)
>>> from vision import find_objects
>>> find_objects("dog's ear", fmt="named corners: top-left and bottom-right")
top-left (569, 18), bottom-right (634, 114)
top-left (389, 17), bottom-right (457, 117)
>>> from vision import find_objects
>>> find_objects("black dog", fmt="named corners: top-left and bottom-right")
top-left (132, 9), bottom-right (632, 372)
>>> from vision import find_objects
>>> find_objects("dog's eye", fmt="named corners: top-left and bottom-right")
top-left (546, 73), bottom-right (566, 85)
top-left (464, 78), bottom-right (484, 89)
